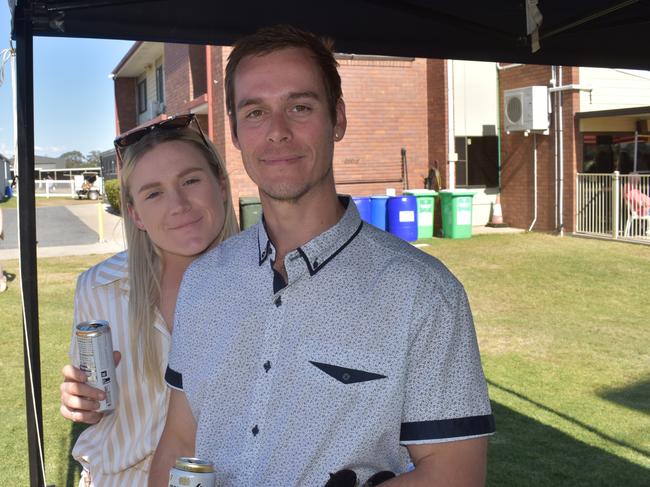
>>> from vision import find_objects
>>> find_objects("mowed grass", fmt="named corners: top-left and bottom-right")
top-left (1, 233), bottom-right (649, 485)
top-left (418, 233), bottom-right (650, 485)
top-left (1, 254), bottom-right (105, 487)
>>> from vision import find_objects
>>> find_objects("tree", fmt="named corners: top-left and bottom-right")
top-left (85, 150), bottom-right (102, 167)
top-left (60, 150), bottom-right (86, 168)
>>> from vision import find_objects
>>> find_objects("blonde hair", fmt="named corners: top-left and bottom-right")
top-left (119, 126), bottom-right (239, 386)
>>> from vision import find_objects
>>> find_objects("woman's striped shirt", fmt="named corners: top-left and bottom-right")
top-left (69, 251), bottom-right (170, 487)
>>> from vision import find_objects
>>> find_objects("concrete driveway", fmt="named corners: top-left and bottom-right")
top-left (0, 202), bottom-right (126, 259)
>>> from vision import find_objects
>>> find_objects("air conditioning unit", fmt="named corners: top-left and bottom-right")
top-left (151, 101), bottom-right (165, 116)
top-left (504, 86), bottom-right (548, 132)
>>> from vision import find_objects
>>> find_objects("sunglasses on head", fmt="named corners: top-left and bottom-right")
top-left (113, 113), bottom-right (210, 168)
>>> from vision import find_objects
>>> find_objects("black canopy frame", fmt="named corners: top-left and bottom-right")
top-left (10, 1), bottom-right (650, 485)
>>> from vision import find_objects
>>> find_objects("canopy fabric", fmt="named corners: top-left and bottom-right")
top-left (12, 0), bottom-right (650, 69)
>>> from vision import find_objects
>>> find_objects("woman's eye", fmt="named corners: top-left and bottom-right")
top-left (144, 191), bottom-right (160, 200)
top-left (184, 177), bottom-right (200, 186)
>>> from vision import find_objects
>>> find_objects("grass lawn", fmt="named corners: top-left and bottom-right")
top-left (1, 233), bottom-right (648, 485)
top-left (0, 196), bottom-right (99, 209)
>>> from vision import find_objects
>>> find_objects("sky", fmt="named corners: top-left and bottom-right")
top-left (0, 4), bottom-right (134, 158)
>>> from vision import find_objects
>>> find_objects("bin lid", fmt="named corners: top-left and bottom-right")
top-left (239, 196), bottom-right (261, 205)
top-left (438, 189), bottom-right (475, 197)
top-left (403, 189), bottom-right (438, 196)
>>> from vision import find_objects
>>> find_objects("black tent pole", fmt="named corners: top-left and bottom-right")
top-left (14, 1), bottom-right (46, 486)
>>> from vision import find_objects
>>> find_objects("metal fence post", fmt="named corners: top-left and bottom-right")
top-left (612, 171), bottom-right (619, 239)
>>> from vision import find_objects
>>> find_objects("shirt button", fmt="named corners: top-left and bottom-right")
top-left (341, 373), bottom-right (351, 382)
top-left (313, 259), bottom-right (319, 268)
top-left (263, 361), bottom-right (271, 373)
top-left (252, 425), bottom-right (259, 436)
top-left (274, 296), bottom-right (282, 307)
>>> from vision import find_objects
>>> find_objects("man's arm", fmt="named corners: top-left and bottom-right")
top-left (383, 437), bottom-right (488, 486)
top-left (149, 389), bottom-right (197, 487)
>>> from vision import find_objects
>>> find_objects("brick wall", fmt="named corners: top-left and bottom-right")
top-left (164, 43), bottom-right (191, 115)
top-left (334, 57), bottom-right (429, 197)
top-left (208, 46), bottom-right (259, 221)
top-left (426, 59), bottom-right (448, 187)
top-left (498, 65), bottom-right (580, 231)
top-left (114, 77), bottom-right (137, 134)
top-left (189, 44), bottom-right (207, 99)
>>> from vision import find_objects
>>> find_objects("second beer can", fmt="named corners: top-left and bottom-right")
top-left (75, 320), bottom-right (118, 412)
top-left (169, 457), bottom-right (216, 487)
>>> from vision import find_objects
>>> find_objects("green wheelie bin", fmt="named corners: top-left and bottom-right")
top-left (239, 196), bottom-right (262, 230)
top-left (439, 190), bottom-right (475, 239)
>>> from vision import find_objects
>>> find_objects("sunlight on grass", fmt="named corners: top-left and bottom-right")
top-left (2, 234), bottom-right (649, 485)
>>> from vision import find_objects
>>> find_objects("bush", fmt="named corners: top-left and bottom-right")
top-left (104, 179), bottom-right (121, 214)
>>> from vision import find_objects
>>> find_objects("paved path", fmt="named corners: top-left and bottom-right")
top-left (0, 203), bottom-right (126, 260)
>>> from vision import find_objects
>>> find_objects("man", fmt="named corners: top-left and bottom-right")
top-left (151, 25), bottom-right (494, 486)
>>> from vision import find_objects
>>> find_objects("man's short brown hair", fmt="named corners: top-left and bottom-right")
top-left (225, 25), bottom-right (342, 132)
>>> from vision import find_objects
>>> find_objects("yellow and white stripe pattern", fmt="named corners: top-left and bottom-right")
top-left (69, 251), bottom-right (170, 487)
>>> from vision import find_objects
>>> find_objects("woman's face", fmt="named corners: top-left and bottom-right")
top-left (127, 140), bottom-right (227, 262)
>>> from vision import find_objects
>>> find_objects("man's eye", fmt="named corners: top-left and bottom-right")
top-left (145, 191), bottom-right (160, 200)
top-left (184, 177), bottom-right (200, 186)
top-left (246, 109), bottom-right (264, 119)
top-left (291, 104), bottom-right (311, 113)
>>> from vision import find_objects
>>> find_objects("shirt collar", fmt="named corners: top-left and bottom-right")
top-left (256, 195), bottom-right (363, 275)
top-left (90, 251), bottom-right (130, 292)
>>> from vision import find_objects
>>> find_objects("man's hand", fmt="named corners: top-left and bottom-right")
top-left (59, 351), bottom-right (121, 424)
top-left (148, 389), bottom-right (196, 487)
top-left (382, 437), bottom-right (488, 486)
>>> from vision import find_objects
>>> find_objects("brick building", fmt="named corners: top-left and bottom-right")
top-left (112, 41), bottom-right (650, 233)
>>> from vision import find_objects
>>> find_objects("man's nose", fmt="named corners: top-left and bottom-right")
top-left (267, 111), bottom-right (292, 143)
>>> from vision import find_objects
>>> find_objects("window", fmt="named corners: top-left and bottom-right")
top-left (582, 134), bottom-right (650, 174)
top-left (155, 65), bottom-right (164, 104)
top-left (455, 136), bottom-right (499, 187)
top-left (137, 79), bottom-right (147, 114)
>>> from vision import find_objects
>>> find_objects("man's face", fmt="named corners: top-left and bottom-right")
top-left (230, 47), bottom-right (346, 203)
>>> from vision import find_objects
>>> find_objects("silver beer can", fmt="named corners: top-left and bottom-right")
top-left (75, 320), bottom-right (118, 412)
top-left (169, 457), bottom-right (216, 487)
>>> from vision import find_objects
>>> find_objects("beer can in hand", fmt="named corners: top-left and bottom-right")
top-left (169, 457), bottom-right (216, 487)
top-left (75, 320), bottom-right (118, 412)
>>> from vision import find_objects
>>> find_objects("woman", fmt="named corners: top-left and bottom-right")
top-left (59, 114), bottom-right (239, 486)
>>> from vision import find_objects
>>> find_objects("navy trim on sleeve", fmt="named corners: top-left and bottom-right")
top-left (400, 414), bottom-right (496, 442)
top-left (165, 365), bottom-right (183, 390)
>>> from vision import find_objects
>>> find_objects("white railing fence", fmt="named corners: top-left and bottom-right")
top-left (34, 179), bottom-right (75, 198)
top-left (576, 172), bottom-right (650, 242)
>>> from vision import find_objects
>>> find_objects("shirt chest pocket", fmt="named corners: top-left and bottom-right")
top-left (301, 340), bottom-right (390, 389)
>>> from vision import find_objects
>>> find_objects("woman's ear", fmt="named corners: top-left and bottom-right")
top-left (127, 203), bottom-right (146, 231)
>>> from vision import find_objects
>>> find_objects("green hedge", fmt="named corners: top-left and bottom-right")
top-left (104, 179), bottom-right (121, 214)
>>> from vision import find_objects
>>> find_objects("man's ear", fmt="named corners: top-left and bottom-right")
top-left (127, 203), bottom-right (146, 231)
top-left (229, 114), bottom-right (241, 150)
top-left (334, 98), bottom-right (347, 141)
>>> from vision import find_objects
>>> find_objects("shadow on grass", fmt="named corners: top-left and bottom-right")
top-left (488, 379), bottom-right (650, 459)
top-left (598, 376), bottom-right (650, 416)
top-left (65, 422), bottom-right (88, 487)
top-left (489, 401), bottom-right (649, 486)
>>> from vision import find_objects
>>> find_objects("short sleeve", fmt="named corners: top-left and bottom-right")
top-left (400, 276), bottom-right (495, 444)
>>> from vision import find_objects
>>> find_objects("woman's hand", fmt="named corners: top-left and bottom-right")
top-left (59, 351), bottom-right (121, 424)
